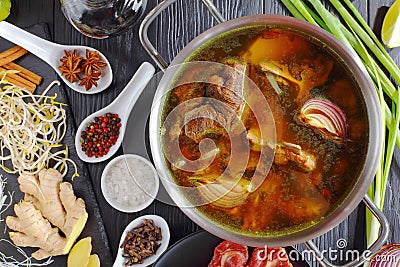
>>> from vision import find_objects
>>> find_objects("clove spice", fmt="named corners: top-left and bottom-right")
top-left (120, 219), bottom-right (162, 266)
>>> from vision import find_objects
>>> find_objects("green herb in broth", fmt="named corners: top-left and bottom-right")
top-left (161, 25), bottom-right (369, 237)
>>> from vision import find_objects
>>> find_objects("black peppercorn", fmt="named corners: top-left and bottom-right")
top-left (80, 113), bottom-right (121, 157)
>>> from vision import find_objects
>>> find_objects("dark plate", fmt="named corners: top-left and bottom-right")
top-left (153, 230), bottom-right (310, 267)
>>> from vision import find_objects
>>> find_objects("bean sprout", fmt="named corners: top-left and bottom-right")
top-left (0, 72), bottom-right (78, 178)
top-left (0, 174), bottom-right (13, 234)
top-left (0, 239), bottom-right (53, 266)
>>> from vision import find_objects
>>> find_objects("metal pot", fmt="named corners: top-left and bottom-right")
top-left (140, 0), bottom-right (389, 265)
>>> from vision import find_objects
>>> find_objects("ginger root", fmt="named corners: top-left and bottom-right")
top-left (67, 237), bottom-right (92, 267)
top-left (88, 254), bottom-right (100, 267)
top-left (6, 168), bottom-right (88, 260)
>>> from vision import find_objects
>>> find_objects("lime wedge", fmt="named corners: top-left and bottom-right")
top-left (0, 0), bottom-right (11, 21)
top-left (382, 0), bottom-right (400, 48)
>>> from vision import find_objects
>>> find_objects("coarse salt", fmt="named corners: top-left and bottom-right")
top-left (104, 157), bottom-right (156, 209)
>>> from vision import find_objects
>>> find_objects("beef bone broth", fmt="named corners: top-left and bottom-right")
top-left (161, 26), bottom-right (368, 236)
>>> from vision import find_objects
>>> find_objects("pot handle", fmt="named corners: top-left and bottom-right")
top-left (303, 195), bottom-right (389, 267)
top-left (139, 0), bottom-right (225, 71)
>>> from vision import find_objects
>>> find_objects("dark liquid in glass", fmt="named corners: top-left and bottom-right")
top-left (61, 0), bottom-right (146, 38)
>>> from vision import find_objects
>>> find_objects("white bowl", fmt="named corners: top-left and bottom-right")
top-left (101, 154), bottom-right (159, 213)
top-left (113, 215), bottom-right (170, 267)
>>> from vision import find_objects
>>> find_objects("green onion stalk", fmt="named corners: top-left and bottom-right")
top-left (279, 0), bottom-right (400, 257)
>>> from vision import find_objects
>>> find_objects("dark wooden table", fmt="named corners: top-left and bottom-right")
top-left (5, 0), bottom-right (400, 266)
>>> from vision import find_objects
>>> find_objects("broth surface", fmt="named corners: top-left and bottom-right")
top-left (161, 25), bottom-right (368, 236)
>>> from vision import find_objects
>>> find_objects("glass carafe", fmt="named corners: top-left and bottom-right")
top-left (60, 0), bottom-right (146, 39)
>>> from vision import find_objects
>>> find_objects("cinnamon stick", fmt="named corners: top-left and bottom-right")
top-left (3, 62), bottom-right (42, 85)
top-left (0, 46), bottom-right (23, 58)
top-left (0, 66), bottom-right (36, 93)
top-left (0, 46), bottom-right (42, 92)
top-left (0, 48), bottom-right (28, 67)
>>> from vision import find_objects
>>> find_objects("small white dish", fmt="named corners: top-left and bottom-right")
top-left (113, 215), bottom-right (170, 267)
top-left (101, 154), bottom-right (159, 213)
top-left (75, 62), bottom-right (155, 163)
top-left (0, 21), bottom-right (113, 94)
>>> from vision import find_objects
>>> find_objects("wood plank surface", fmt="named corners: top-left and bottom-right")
top-left (4, 0), bottom-right (400, 266)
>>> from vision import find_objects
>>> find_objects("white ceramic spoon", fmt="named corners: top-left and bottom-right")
top-left (75, 62), bottom-right (155, 163)
top-left (0, 21), bottom-right (112, 94)
top-left (113, 215), bottom-right (170, 267)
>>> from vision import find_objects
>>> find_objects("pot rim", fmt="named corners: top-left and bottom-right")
top-left (149, 14), bottom-right (383, 247)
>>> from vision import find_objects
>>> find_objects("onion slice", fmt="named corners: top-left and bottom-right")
top-left (191, 176), bottom-right (251, 208)
top-left (299, 98), bottom-right (348, 144)
top-left (370, 243), bottom-right (400, 267)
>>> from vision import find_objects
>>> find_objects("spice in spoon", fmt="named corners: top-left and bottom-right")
top-left (58, 49), bottom-right (107, 90)
top-left (80, 113), bottom-right (121, 157)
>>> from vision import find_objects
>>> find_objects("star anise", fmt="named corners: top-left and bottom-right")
top-left (81, 49), bottom-right (107, 74)
top-left (58, 49), bottom-right (107, 90)
top-left (59, 49), bottom-right (83, 65)
top-left (58, 50), bottom-right (82, 83)
top-left (79, 72), bottom-right (101, 91)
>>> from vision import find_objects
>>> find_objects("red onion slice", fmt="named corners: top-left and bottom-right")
top-left (299, 98), bottom-right (348, 143)
top-left (370, 243), bottom-right (400, 267)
